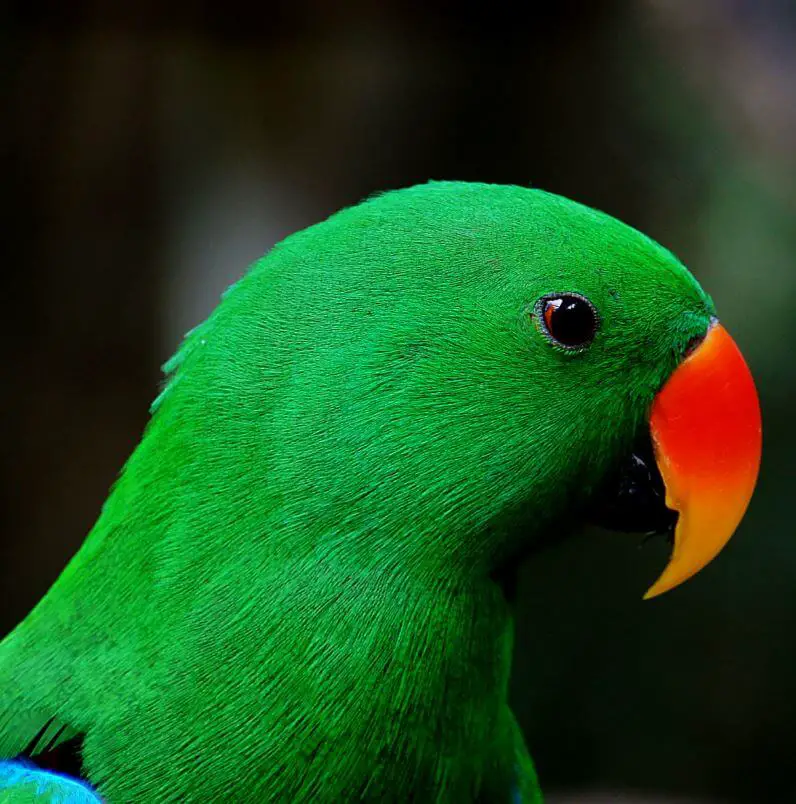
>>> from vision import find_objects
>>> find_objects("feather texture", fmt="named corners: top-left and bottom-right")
top-left (0, 182), bottom-right (713, 801)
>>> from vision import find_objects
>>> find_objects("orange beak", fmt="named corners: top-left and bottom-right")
top-left (644, 322), bottom-right (762, 599)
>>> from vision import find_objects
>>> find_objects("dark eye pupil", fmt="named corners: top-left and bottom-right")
top-left (543, 295), bottom-right (597, 347)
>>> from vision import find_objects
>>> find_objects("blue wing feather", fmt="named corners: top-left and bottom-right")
top-left (0, 760), bottom-right (101, 803)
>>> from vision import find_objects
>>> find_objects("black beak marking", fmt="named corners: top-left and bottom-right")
top-left (589, 431), bottom-right (678, 540)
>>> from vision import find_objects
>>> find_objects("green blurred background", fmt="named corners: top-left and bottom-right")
top-left (1, 2), bottom-right (794, 802)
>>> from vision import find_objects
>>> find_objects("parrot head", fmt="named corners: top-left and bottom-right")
top-left (149, 181), bottom-right (761, 601)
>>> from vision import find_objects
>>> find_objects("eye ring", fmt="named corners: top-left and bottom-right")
top-left (535, 292), bottom-right (600, 351)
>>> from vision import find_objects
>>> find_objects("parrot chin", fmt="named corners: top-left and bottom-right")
top-left (491, 431), bottom-right (677, 605)
top-left (588, 431), bottom-right (678, 542)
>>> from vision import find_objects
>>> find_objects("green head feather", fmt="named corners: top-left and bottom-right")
top-left (0, 182), bottom-right (713, 801)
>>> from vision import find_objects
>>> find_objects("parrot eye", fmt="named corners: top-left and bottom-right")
top-left (537, 293), bottom-right (599, 349)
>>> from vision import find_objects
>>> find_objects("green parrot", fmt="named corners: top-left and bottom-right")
top-left (0, 182), bottom-right (761, 802)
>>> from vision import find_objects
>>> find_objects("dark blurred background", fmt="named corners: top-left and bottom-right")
top-left (2, 2), bottom-right (794, 802)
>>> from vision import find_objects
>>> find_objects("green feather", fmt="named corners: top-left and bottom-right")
top-left (0, 182), bottom-right (713, 801)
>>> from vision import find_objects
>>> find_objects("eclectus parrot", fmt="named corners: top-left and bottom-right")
top-left (0, 183), bottom-right (761, 802)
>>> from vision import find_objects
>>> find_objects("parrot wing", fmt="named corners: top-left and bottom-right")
top-left (0, 761), bottom-right (100, 803)
top-left (0, 717), bottom-right (96, 803)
